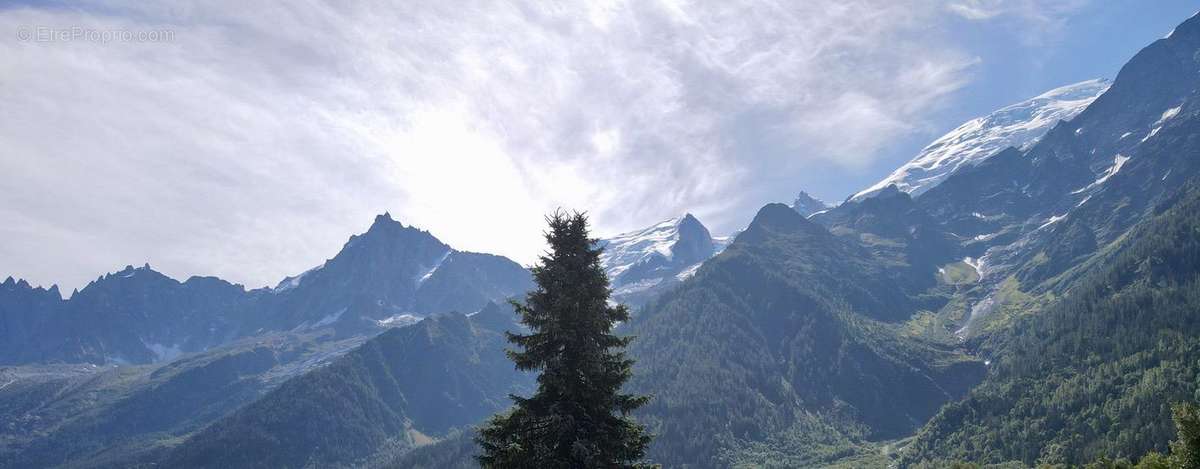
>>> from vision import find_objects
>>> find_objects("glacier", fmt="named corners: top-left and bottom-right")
top-left (852, 79), bottom-right (1111, 201)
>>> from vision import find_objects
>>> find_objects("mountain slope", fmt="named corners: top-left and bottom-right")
top-left (812, 185), bottom-right (961, 297)
top-left (0, 330), bottom-right (373, 469)
top-left (626, 204), bottom-right (983, 467)
top-left (902, 181), bottom-right (1200, 467)
top-left (897, 12), bottom-right (1200, 465)
top-left (853, 79), bottom-right (1110, 201)
top-left (162, 310), bottom-right (532, 468)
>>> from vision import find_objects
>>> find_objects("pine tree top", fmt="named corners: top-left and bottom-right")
top-left (477, 210), bottom-right (652, 469)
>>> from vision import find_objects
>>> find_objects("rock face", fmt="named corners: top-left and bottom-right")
top-left (0, 213), bottom-right (533, 366)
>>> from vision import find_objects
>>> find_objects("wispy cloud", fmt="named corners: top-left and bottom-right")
top-left (947, 0), bottom-right (1091, 44)
top-left (1, 0), bottom-right (993, 291)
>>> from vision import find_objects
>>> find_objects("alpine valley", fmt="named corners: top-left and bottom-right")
top-left (6, 11), bottom-right (1200, 469)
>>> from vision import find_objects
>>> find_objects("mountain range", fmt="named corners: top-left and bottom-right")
top-left (5, 10), bottom-right (1200, 469)
top-left (0, 213), bottom-right (533, 366)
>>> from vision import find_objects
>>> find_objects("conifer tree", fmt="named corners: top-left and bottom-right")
top-left (477, 211), bottom-right (652, 468)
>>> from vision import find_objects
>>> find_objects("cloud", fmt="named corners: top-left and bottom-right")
top-left (1, 0), bottom-right (981, 292)
top-left (946, 0), bottom-right (1091, 45)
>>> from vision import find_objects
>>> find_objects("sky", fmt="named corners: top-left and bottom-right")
top-left (1, 1), bottom-right (1198, 293)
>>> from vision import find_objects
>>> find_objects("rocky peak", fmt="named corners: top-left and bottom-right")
top-left (671, 214), bottom-right (716, 266)
top-left (738, 203), bottom-right (828, 246)
top-left (791, 191), bottom-right (830, 217)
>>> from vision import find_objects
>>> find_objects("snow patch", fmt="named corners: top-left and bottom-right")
top-left (1100, 154), bottom-right (1130, 184)
top-left (675, 263), bottom-right (702, 281)
top-left (375, 313), bottom-right (421, 328)
top-left (1071, 154), bottom-right (1130, 194)
top-left (274, 263), bottom-right (325, 293)
top-left (972, 232), bottom-right (1000, 242)
top-left (1156, 106), bottom-right (1182, 126)
top-left (613, 277), bottom-right (664, 296)
top-left (416, 250), bottom-right (453, 286)
top-left (962, 257), bottom-right (985, 279)
top-left (1038, 214), bottom-right (1067, 230)
top-left (1142, 127), bottom-right (1161, 143)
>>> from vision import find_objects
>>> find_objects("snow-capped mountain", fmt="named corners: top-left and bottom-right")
top-left (598, 214), bottom-right (728, 305)
top-left (791, 191), bottom-right (830, 217)
top-left (911, 12), bottom-right (1200, 335)
top-left (851, 79), bottom-right (1111, 201)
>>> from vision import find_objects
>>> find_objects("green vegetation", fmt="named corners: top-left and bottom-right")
top-left (901, 186), bottom-right (1200, 467)
top-left (911, 401), bottom-right (1200, 469)
top-left (903, 310), bottom-right (961, 345)
top-left (719, 413), bottom-right (889, 468)
top-left (476, 212), bottom-right (652, 468)
top-left (939, 261), bottom-right (981, 285)
top-left (968, 276), bottom-right (1055, 338)
top-left (383, 430), bottom-right (479, 469)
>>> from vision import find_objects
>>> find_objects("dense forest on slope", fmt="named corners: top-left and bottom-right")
top-left (381, 430), bottom-right (478, 469)
top-left (901, 183), bottom-right (1200, 467)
